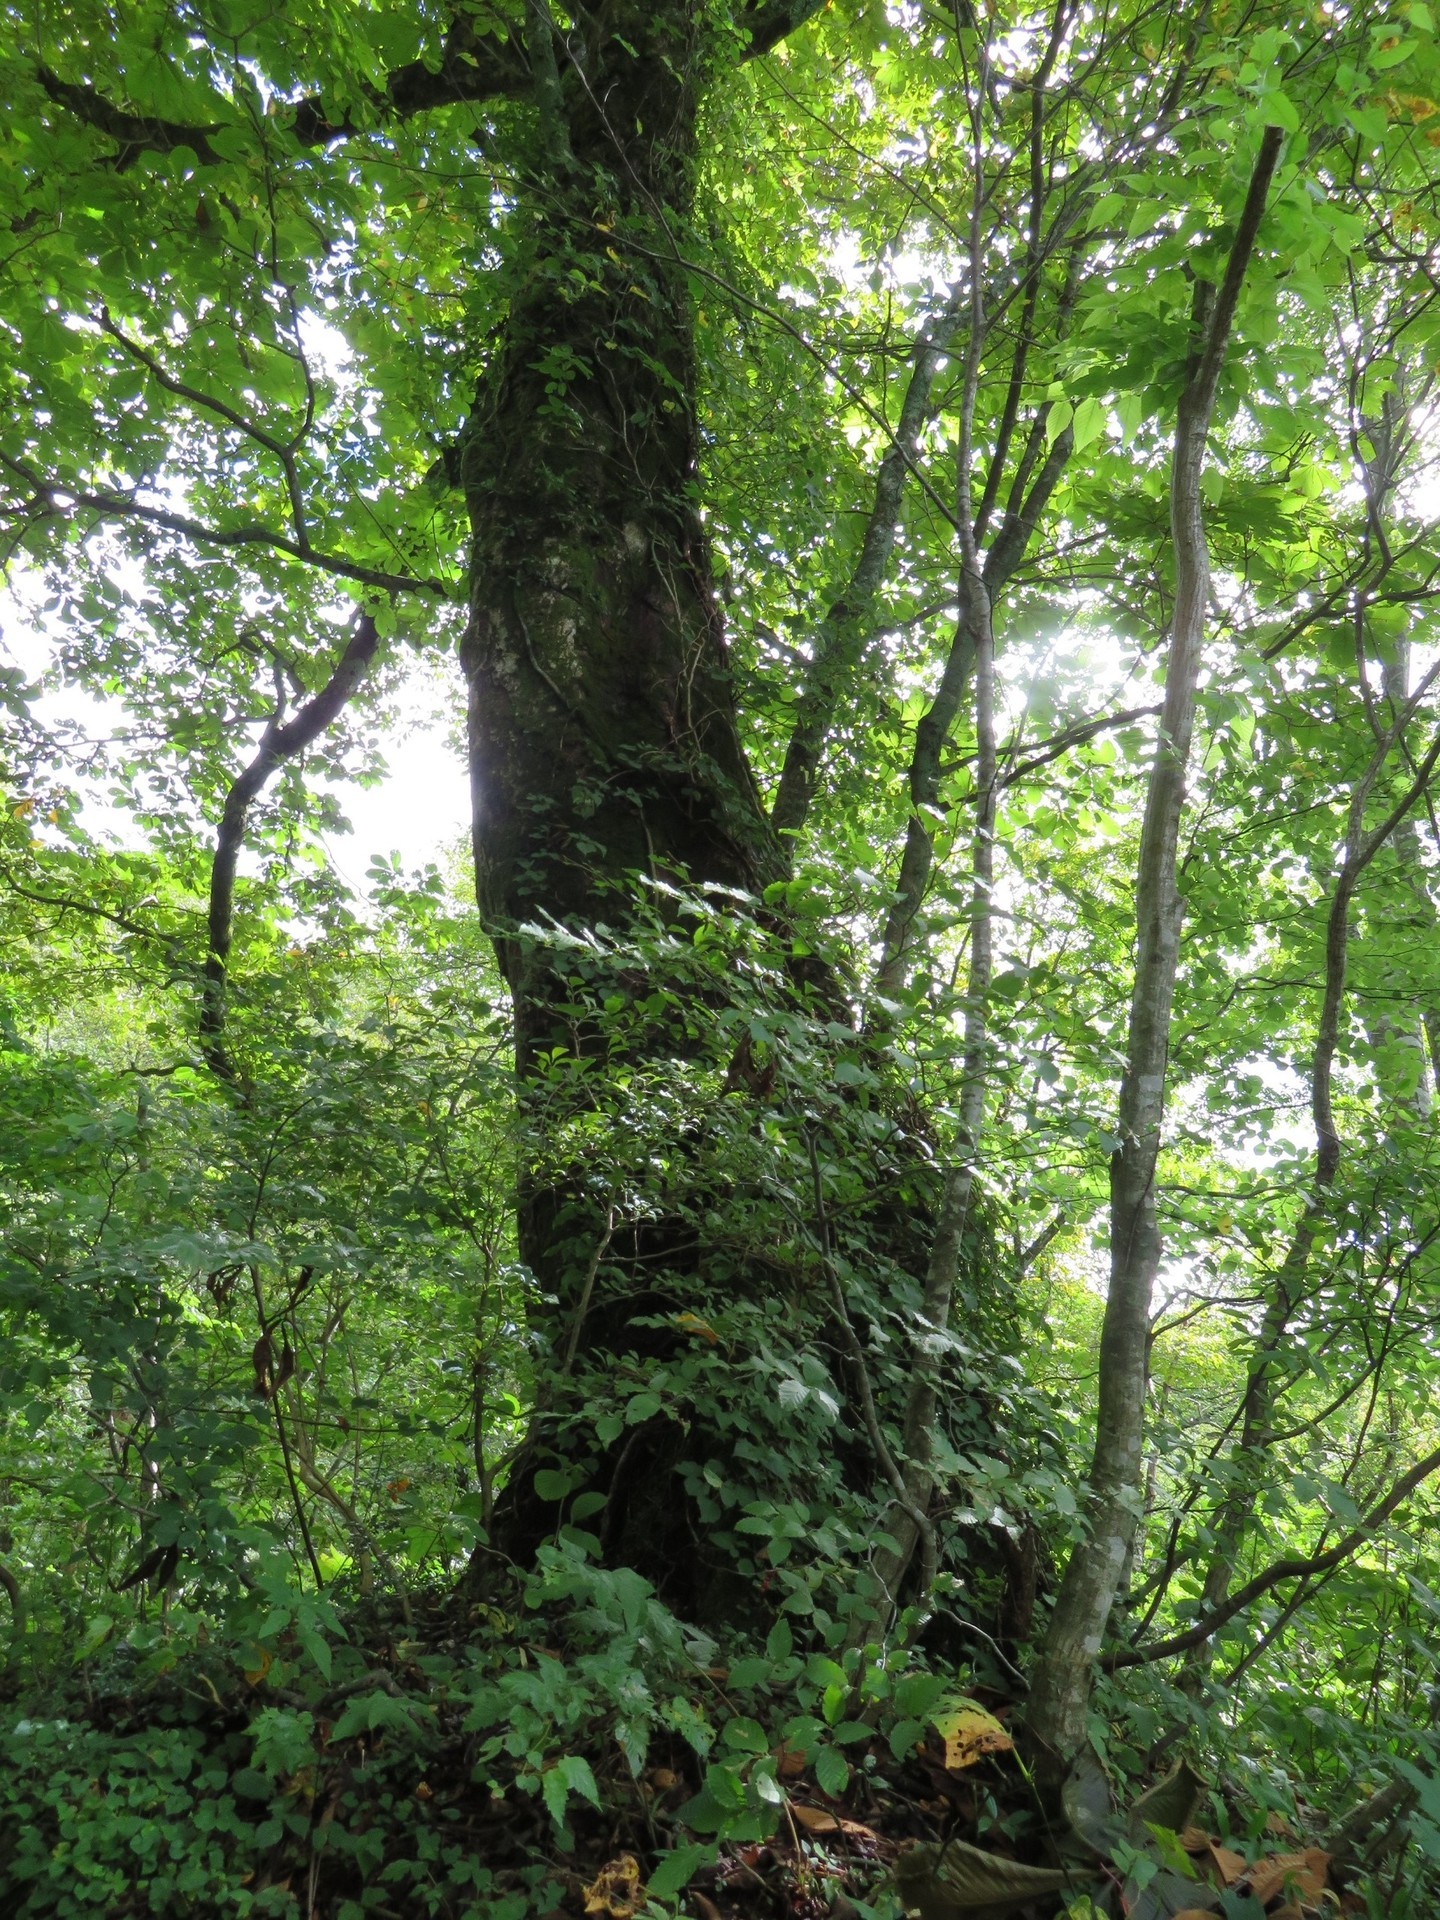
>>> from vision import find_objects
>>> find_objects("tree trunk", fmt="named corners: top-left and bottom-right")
top-left (457, 3), bottom-right (824, 1599)
top-left (851, 562), bottom-right (996, 1634)
top-left (1184, 646), bottom-right (1440, 1670)
top-left (1025, 128), bottom-right (1283, 1764)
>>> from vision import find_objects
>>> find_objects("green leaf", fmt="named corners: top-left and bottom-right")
top-left (765, 1619), bottom-right (794, 1661)
top-left (1257, 89), bottom-right (1300, 131)
top-left (647, 1843), bottom-right (716, 1899)
top-left (720, 1716), bottom-right (769, 1752)
top-left (534, 1468), bottom-right (577, 1501)
top-left (558, 1753), bottom-right (601, 1807)
top-left (889, 1717), bottom-right (927, 1761)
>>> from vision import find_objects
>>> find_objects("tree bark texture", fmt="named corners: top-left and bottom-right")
top-left (457, 3), bottom-right (851, 1595)
top-left (1026, 127), bottom-right (1283, 1763)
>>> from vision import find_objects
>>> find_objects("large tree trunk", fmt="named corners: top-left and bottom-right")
top-left (456, 4), bottom-right (811, 1598)
top-left (461, 10), bottom-right (781, 1023)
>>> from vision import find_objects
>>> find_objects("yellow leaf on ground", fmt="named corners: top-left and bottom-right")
top-left (584, 1855), bottom-right (644, 1920)
top-left (933, 1702), bottom-right (1014, 1771)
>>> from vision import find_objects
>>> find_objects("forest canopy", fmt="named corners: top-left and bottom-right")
top-left (4, 1), bottom-right (1440, 1916)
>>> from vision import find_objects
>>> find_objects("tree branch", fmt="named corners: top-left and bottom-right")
top-left (771, 286), bottom-right (967, 839)
top-left (1109, 1439), bottom-right (1440, 1669)
top-left (37, 21), bottom-right (531, 166)
top-left (98, 310), bottom-right (313, 551)
top-left (741, 0), bottom-right (836, 59)
top-left (200, 613), bottom-right (381, 1078)
top-left (38, 3), bottom-right (825, 170)
top-left (35, 65), bottom-right (222, 169)
top-left (1, 453), bottom-right (450, 599)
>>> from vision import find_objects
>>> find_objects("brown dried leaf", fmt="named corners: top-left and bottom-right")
top-left (774, 1743), bottom-right (806, 1780)
top-left (792, 1805), bottom-right (841, 1833)
top-left (838, 1817), bottom-right (880, 1842)
top-left (1245, 1848), bottom-right (1329, 1907)
top-left (1207, 1842), bottom-right (1247, 1887)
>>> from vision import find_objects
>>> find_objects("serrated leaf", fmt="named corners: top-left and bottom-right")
top-left (647, 1843), bottom-right (715, 1899)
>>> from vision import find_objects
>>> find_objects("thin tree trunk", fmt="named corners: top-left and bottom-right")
top-left (771, 290), bottom-right (968, 841)
top-left (201, 613), bottom-right (379, 1079)
top-left (871, 426), bottom-right (1071, 1007)
top-left (850, 22), bottom-right (1080, 1623)
top-left (1026, 127), bottom-right (1283, 1765)
top-left (854, 562), bottom-right (997, 1631)
top-left (1183, 657), bottom-right (1440, 1666)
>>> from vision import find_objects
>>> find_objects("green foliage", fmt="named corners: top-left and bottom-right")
top-left (5, 0), bottom-right (1440, 1913)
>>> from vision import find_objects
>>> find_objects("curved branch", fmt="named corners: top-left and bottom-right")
top-left (1, 454), bottom-right (451, 599)
top-left (36, 65), bottom-right (221, 169)
top-left (201, 613), bottom-right (381, 1078)
top-left (98, 311), bottom-right (312, 548)
top-left (1109, 1439), bottom-right (1440, 1669)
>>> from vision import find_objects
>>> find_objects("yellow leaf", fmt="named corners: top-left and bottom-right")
top-left (933, 1700), bottom-right (1014, 1770)
top-left (584, 1854), bottom-right (644, 1919)
top-left (674, 1311), bottom-right (719, 1343)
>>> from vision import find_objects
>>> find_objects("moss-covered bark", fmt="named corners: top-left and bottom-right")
top-left (457, 6), bottom-right (794, 1590)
